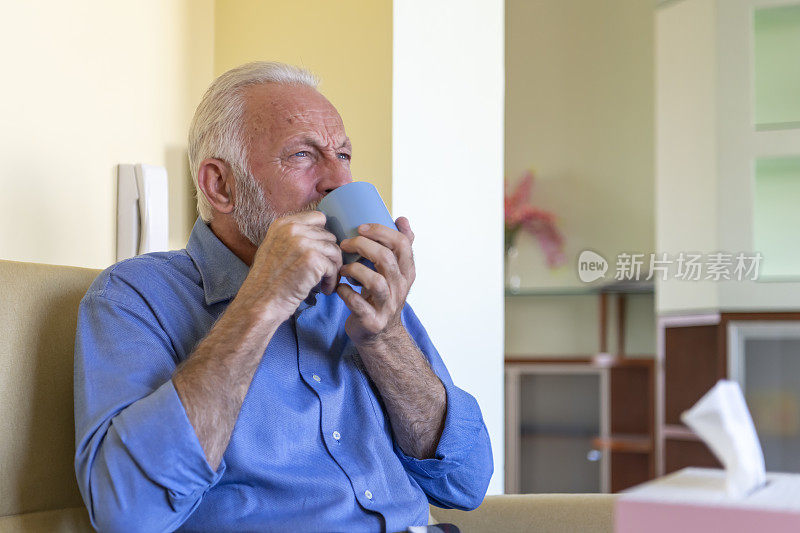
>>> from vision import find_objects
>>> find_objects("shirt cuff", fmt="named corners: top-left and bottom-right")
top-left (113, 379), bottom-right (225, 499)
top-left (395, 382), bottom-right (486, 479)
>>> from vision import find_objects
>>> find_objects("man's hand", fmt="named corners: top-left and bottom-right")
top-left (236, 211), bottom-right (344, 322)
top-left (337, 217), bottom-right (446, 458)
top-left (337, 217), bottom-right (416, 345)
top-left (175, 211), bottom-right (342, 469)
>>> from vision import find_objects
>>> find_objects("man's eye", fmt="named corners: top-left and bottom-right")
top-left (338, 153), bottom-right (351, 161)
top-left (293, 151), bottom-right (310, 158)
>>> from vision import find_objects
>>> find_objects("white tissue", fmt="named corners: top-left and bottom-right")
top-left (680, 380), bottom-right (766, 499)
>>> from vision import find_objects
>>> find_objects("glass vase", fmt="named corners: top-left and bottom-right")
top-left (505, 244), bottom-right (521, 290)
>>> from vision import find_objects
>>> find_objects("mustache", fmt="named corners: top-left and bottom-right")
top-left (304, 198), bottom-right (322, 211)
top-left (282, 198), bottom-right (323, 217)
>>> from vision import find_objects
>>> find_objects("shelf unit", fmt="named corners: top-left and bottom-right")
top-left (505, 282), bottom-right (656, 494)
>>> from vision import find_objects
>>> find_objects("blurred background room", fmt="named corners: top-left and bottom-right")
top-left (1, 0), bottom-right (799, 516)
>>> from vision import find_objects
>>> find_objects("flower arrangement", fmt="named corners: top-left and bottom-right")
top-left (504, 170), bottom-right (566, 268)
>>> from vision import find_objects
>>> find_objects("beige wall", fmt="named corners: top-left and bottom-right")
top-left (0, 0), bottom-right (215, 269)
top-left (0, 0), bottom-right (391, 270)
top-left (214, 0), bottom-right (393, 210)
top-left (505, 0), bottom-right (656, 356)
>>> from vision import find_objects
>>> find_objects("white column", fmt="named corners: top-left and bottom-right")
top-left (393, 0), bottom-right (505, 494)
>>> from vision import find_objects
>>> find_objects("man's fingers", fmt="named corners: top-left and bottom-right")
top-left (317, 242), bottom-right (344, 295)
top-left (353, 223), bottom-right (409, 251)
top-left (395, 217), bottom-right (414, 245)
top-left (274, 216), bottom-right (341, 296)
top-left (340, 236), bottom-right (401, 281)
top-left (319, 269), bottom-right (340, 296)
top-left (266, 213), bottom-right (336, 245)
top-left (340, 262), bottom-right (390, 303)
top-left (307, 226), bottom-right (338, 243)
top-left (336, 284), bottom-right (374, 318)
top-left (278, 209), bottom-right (327, 228)
top-left (350, 223), bottom-right (414, 275)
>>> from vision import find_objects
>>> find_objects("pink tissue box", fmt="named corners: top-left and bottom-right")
top-left (615, 468), bottom-right (800, 533)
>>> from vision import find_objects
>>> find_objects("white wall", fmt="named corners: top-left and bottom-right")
top-left (655, 0), bottom-right (800, 313)
top-left (393, 0), bottom-right (505, 495)
top-left (655, 0), bottom-right (719, 314)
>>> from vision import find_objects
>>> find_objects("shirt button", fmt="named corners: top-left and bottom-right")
top-left (312, 374), bottom-right (321, 382)
top-left (364, 490), bottom-right (373, 500)
top-left (333, 431), bottom-right (341, 441)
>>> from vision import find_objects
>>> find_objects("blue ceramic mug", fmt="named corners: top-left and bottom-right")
top-left (317, 181), bottom-right (397, 267)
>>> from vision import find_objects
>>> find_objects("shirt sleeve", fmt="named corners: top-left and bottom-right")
top-left (74, 284), bottom-right (224, 532)
top-left (393, 304), bottom-right (494, 511)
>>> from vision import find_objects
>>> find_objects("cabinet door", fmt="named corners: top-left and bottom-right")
top-left (728, 322), bottom-right (800, 472)
top-left (507, 367), bottom-right (605, 493)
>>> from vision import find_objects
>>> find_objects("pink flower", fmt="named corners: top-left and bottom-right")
top-left (505, 170), bottom-right (566, 268)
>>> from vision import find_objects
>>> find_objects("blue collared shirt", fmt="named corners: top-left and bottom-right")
top-left (74, 218), bottom-right (492, 532)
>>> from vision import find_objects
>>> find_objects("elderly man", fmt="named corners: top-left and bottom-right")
top-left (74, 62), bottom-right (492, 532)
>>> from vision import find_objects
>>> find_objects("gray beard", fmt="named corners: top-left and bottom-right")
top-left (232, 169), bottom-right (276, 247)
top-left (232, 170), bottom-right (322, 247)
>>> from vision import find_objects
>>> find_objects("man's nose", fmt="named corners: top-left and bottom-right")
top-left (316, 159), bottom-right (352, 196)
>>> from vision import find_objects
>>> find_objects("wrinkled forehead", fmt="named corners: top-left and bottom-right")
top-left (242, 83), bottom-right (346, 145)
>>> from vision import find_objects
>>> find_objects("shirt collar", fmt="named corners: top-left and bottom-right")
top-left (186, 218), bottom-right (250, 306)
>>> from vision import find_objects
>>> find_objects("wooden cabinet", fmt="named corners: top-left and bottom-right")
top-left (656, 313), bottom-right (800, 476)
top-left (505, 362), bottom-right (606, 494)
top-left (505, 283), bottom-right (656, 493)
top-left (506, 357), bottom-right (654, 494)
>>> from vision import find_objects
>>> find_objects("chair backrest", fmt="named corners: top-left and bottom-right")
top-left (0, 260), bottom-right (100, 517)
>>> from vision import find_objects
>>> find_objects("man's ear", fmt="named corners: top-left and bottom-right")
top-left (197, 158), bottom-right (235, 215)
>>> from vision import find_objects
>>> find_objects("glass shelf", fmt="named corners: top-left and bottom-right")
top-left (506, 279), bottom-right (654, 297)
top-left (520, 424), bottom-right (598, 438)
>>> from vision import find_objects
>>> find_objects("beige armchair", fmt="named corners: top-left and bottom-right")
top-left (1, 260), bottom-right (97, 531)
top-left (0, 259), bottom-right (615, 532)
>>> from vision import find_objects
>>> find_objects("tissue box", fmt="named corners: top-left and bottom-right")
top-left (615, 468), bottom-right (800, 533)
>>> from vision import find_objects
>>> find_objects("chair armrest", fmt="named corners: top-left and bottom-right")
top-left (430, 494), bottom-right (617, 532)
top-left (0, 507), bottom-right (91, 533)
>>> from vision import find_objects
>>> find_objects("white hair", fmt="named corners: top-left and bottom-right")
top-left (188, 61), bottom-right (320, 222)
